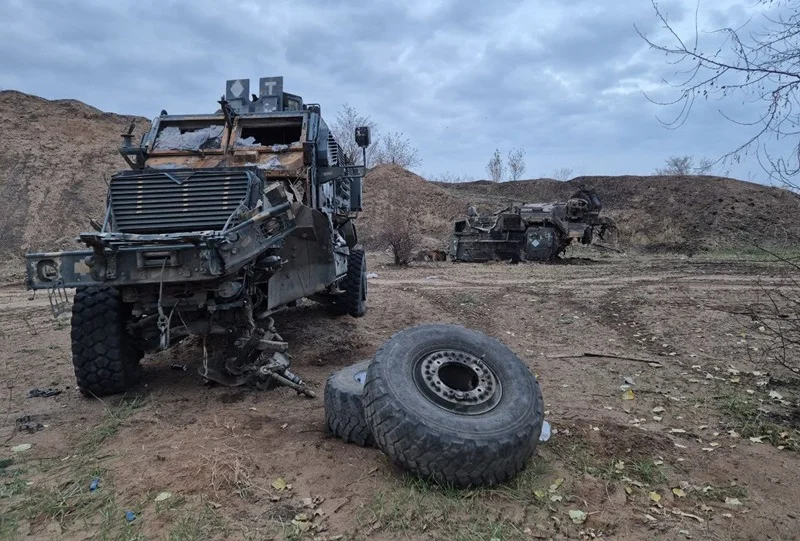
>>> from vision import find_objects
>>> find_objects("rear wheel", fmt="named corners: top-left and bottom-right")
top-left (71, 286), bottom-right (142, 397)
top-left (336, 249), bottom-right (367, 317)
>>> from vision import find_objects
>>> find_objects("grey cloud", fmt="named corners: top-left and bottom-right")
top-left (0, 0), bottom-right (772, 181)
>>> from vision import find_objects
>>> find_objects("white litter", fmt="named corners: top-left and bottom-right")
top-left (539, 420), bottom-right (551, 442)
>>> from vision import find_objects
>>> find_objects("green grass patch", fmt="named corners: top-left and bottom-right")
top-left (362, 459), bottom-right (549, 541)
top-left (79, 395), bottom-right (147, 455)
top-left (166, 498), bottom-right (230, 541)
top-left (718, 392), bottom-right (800, 451)
top-left (0, 395), bottom-right (150, 539)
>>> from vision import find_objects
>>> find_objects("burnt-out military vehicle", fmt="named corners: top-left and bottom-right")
top-left (26, 76), bottom-right (370, 397)
top-left (450, 189), bottom-right (613, 262)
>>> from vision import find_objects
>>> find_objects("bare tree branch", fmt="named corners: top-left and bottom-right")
top-left (640, 0), bottom-right (800, 190)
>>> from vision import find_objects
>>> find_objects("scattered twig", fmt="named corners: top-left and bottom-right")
top-left (549, 352), bottom-right (663, 367)
top-left (22, 316), bottom-right (37, 336)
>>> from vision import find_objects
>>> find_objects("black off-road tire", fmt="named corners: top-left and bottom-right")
top-left (324, 360), bottom-right (374, 446)
top-left (340, 249), bottom-right (367, 318)
top-left (71, 286), bottom-right (142, 397)
top-left (363, 324), bottom-right (544, 487)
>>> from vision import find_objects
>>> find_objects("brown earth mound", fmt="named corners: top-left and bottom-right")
top-left (360, 164), bottom-right (466, 249)
top-left (436, 175), bottom-right (800, 251)
top-left (2, 90), bottom-right (798, 269)
top-left (0, 90), bottom-right (149, 268)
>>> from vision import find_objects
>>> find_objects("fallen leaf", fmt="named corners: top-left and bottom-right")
top-left (155, 491), bottom-right (172, 502)
top-left (653, 416), bottom-right (663, 422)
top-left (568, 509), bottom-right (587, 524)
top-left (749, 437), bottom-right (764, 444)
top-left (533, 489), bottom-right (546, 500)
top-left (550, 494), bottom-right (563, 502)
top-left (670, 428), bottom-right (686, 433)
top-left (621, 389), bottom-right (635, 400)
top-left (653, 460), bottom-right (664, 466)
top-left (725, 497), bottom-right (742, 506)
top-left (722, 513), bottom-right (733, 518)
top-left (624, 486), bottom-right (633, 495)
top-left (649, 491), bottom-right (662, 503)
top-left (272, 477), bottom-right (288, 491)
top-left (769, 390), bottom-right (784, 401)
top-left (614, 460), bottom-right (625, 471)
top-left (672, 487), bottom-right (686, 498)
top-left (652, 406), bottom-right (666, 413)
top-left (549, 478), bottom-right (564, 492)
top-left (622, 477), bottom-right (647, 488)
top-left (11, 444), bottom-right (31, 453)
top-left (292, 515), bottom-right (313, 533)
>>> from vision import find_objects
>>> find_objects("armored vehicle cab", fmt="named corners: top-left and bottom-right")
top-left (450, 189), bottom-right (613, 262)
top-left (25, 76), bottom-right (370, 397)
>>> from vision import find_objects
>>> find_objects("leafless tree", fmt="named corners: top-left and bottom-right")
top-left (657, 155), bottom-right (717, 175)
top-left (486, 149), bottom-right (505, 182)
top-left (695, 157), bottom-right (715, 175)
top-left (507, 148), bottom-right (526, 181)
top-left (657, 155), bottom-right (694, 175)
top-left (380, 211), bottom-right (420, 266)
top-left (639, 0), bottom-right (800, 190)
top-left (428, 172), bottom-right (475, 183)
top-left (330, 104), bottom-right (378, 166)
top-left (373, 132), bottom-right (422, 169)
top-left (552, 167), bottom-right (575, 181)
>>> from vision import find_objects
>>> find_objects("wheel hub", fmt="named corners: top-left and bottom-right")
top-left (413, 349), bottom-right (502, 414)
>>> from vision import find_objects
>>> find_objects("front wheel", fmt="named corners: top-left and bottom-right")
top-left (71, 286), bottom-right (142, 397)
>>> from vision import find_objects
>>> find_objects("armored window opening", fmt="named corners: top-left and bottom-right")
top-left (237, 119), bottom-right (303, 147)
top-left (153, 120), bottom-right (225, 151)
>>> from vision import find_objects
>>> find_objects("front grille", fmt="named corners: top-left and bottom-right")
top-left (110, 169), bottom-right (256, 233)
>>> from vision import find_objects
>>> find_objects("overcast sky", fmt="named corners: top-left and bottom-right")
top-left (0, 0), bottom-right (786, 183)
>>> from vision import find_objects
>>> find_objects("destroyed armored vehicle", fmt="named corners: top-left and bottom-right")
top-left (450, 189), bottom-right (613, 262)
top-left (26, 76), bottom-right (370, 397)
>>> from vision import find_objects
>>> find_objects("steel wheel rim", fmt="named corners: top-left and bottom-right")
top-left (413, 349), bottom-right (502, 415)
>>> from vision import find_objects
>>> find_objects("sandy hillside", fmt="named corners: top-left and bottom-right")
top-left (437, 175), bottom-right (800, 251)
top-left (0, 91), bottom-right (149, 261)
top-left (360, 164), bottom-right (466, 249)
top-left (2, 90), bottom-right (799, 270)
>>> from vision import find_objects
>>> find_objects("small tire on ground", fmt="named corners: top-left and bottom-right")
top-left (324, 360), bottom-right (374, 446)
top-left (341, 248), bottom-right (367, 318)
top-left (363, 324), bottom-right (544, 487)
top-left (71, 286), bottom-right (142, 397)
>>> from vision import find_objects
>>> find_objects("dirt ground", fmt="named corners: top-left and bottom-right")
top-left (2, 250), bottom-right (799, 541)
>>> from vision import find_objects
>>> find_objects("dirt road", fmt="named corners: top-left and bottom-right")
top-left (1, 252), bottom-right (798, 540)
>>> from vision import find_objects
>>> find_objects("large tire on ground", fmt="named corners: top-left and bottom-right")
top-left (340, 249), bottom-right (367, 318)
top-left (71, 286), bottom-right (142, 397)
top-left (324, 361), bottom-right (374, 446)
top-left (363, 324), bottom-right (544, 487)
